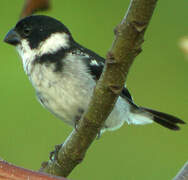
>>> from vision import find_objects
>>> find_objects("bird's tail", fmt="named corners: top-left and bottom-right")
top-left (128, 106), bottom-right (185, 130)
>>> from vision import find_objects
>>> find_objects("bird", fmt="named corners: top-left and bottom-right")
top-left (4, 15), bottom-right (185, 134)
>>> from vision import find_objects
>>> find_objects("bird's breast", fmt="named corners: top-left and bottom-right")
top-left (28, 60), bottom-right (95, 126)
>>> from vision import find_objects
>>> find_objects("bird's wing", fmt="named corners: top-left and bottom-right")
top-left (120, 88), bottom-right (133, 102)
top-left (74, 43), bottom-right (134, 102)
top-left (73, 43), bottom-right (105, 80)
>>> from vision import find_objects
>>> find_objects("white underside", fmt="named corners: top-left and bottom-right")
top-left (27, 54), bottom-right (153, 133)
top-left (16, 34), bottom-right (153, 134)
top-left (102, 98), bottom-right (153, 133)
top-left (127, 113), bottom-right (153, 125)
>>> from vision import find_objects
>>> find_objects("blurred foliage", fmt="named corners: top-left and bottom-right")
top-left (0, 0), bottom-right (188, 179)
top-left (179, 37), bottom-right (188, 59)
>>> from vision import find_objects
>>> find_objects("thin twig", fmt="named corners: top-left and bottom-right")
top-left (173, 161), bottom-right (188, 180)
top-left (40, 0), bottom-right (158, 177)
top-left (20, 0), bottom-right (50, 19)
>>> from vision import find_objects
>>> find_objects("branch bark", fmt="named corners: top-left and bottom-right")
top-left (0, 160), bottom-right (68, 180)
top-left (173, 161), bottom-right (188, 180)
top-left (40, 0), bottom-right (158, 177)
top-left (20, 0), bottom-right (50, 18)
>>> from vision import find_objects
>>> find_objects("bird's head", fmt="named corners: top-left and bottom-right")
top-left (4, 15), bottom-right (73, 61)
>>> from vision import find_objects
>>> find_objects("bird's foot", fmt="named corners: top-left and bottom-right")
top-left (49, 143), bottom-right (63, 161)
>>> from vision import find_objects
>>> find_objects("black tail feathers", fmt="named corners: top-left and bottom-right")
top-left (141, 107), bottom-right (185, 130)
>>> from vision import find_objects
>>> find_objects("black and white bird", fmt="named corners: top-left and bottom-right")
top-left (4, 15), bottom-right (185, 133)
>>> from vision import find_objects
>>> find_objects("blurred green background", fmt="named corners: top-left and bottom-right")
top-left (0, 0), bottom-right (188, 179)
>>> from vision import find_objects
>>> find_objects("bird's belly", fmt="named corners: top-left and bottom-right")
top-left (29, 62), bottom-right (95, 126)
top-left (29, 63), bottom-right (130, 131)
top-left (35, 81), bottom-right (131, 131)
top-left (36, 86), bottom-right (92, 126)
top-left (102, 97), bottom-right (131, 132)
top-left (36, 86), bottom-right (131, 133)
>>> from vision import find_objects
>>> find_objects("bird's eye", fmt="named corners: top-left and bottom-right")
top-left (23, 27), bottom-right (31, 36)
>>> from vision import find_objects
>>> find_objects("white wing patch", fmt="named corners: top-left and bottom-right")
top-left (90, 60), bottom-right (99, 66)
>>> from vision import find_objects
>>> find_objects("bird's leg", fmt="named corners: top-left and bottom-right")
top-left (74, 115), bottom-right (82, 131)
top-left (74, 108), bottom-right (85, 131)
top-left (96, 131), bottom-right (101, 139)
top-left (49, 143), bottom-right (63, 161)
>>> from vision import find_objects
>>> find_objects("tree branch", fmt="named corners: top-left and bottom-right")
top-left (0, 160), bottom-right (68, 180)
top-left (173, 161), bottom-right (188, 180)
top-left (40, 0), bottom-right (158, 177)
top-left (20, 0), bottom-right (50, 18)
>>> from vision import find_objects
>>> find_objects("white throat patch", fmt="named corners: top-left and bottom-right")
top-left (16, 32), bottom-right (70, 74)
top-left (16, 39), bottom-right (37, 74)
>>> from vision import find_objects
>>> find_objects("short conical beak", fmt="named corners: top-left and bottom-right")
top-left (4, 29), bottom-right (21, 46)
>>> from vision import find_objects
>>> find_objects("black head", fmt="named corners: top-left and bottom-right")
top-left (4, 15), bottom-right (72, 49)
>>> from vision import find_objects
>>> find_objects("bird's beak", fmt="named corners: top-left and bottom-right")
top-left (4, 29), bottom-right (21, 46)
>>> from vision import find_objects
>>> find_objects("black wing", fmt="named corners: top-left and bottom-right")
top-left (73, 43), bottom-right (105, 80)
top-left (74, 43), bottom-right (134, 102)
